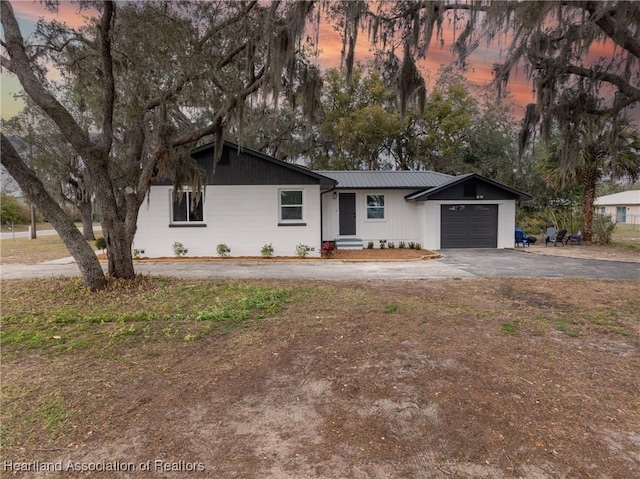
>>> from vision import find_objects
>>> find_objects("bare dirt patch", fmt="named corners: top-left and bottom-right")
top-left (99, 247), bottom-right (435, 263)
top-left (332, 248), bottom-right (438, 261)
top-left (2, 278), bottom-right (639, 478)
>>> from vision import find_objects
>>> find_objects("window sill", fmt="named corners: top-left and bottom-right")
top-left (278, 222), bottom-right (307, 227)
top-left (169, 223), bottom-right (207, 227)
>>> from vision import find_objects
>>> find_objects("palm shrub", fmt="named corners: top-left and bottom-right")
top-left (591, 214), bottom-right (616, 244)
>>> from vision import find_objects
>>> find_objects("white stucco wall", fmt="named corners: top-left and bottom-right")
top-left (135, 184), bottom-right (322, 257)
top-left (321, 189), bottom-right (423, 245)
top-left (596, 205), bottom-right (640, 225)
top-left (322, 192), bottom-right (517, 249)
top-left (421, 200), bottom-right (516, 250)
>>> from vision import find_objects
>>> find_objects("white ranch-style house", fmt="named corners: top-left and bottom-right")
top-left (134, 141), bottom-right (532, 257)
top-left (594, 190), bottom-right (640, 226)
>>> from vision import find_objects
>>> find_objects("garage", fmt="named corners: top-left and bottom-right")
top-left (441, 204), bottom-right (498, 248)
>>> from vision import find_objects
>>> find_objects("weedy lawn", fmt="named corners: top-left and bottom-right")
top-left (1, 276), bottom-right (639, 478)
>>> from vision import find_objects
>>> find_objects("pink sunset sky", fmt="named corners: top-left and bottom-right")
top-left (1, 1), bottom-right (615, 124)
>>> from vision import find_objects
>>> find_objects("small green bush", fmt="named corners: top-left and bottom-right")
top-left (407, 241), bottom-right (415, 249)
top-left (591, 214), bottom-right (616, 245)
top-left (1, 194), bottom-right (30, 225)
top-left (216, 243), bottom-right (231, 257)
top-left (388, 241), bottom-right (395, 249)
top-left (95, 237), bottom-right (107, 250)
top-left (367, 241), bottom-right (374, 249)
top-left (295, 243), bottom-right (311, 258)
top-left (173, 241), bottom-right (188, 257)
top-left (414, 243), bottom-right (422, 250)
top-left (398, 241), bottom-right (406, 249)
top-left (261, 243), bottom-right (274, 258)
top-left (379, 239), bottom-right (387, 249)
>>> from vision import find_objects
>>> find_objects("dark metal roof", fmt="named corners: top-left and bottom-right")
top-left (314, 170), bottom-right (454, 189)
top-left (405, 173), bottom-right (533, 201)
top-left (191, 141), bottom-right (337, 189)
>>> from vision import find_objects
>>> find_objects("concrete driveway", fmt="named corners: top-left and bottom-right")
top-left (1, 249), bottom-right (638, 281)
top-left (438, 249), bottom-right (639, 280)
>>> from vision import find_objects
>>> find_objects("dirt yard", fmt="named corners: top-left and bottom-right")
top-left (2, 277), bottom-right (639, 478)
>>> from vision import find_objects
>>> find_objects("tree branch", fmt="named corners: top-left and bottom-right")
top-left (99, 1), bottom-right (116, 154)
top-left (1, 54), bottom-right (12, 71)
top-left (171, 68), bottom-right (266, 148)
top-left (0, 1), bottom-right (101, 163)
top-left (144, 43), bottom-right (247, 111)
top-left (217, 43), bottom-right (248, 69)
top-left (563, 63), bottom-right (640, 101)
top-left (196, 0), bottom-right (258, 51)
top-left (145, 74), bottom-right (191, 111)
top-left (585, 1), bottom-right (640, 60)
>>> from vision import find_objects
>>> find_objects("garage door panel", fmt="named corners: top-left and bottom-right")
top-left (441, 204), bottom-right (498, 248)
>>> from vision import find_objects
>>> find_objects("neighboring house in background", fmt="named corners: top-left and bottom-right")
top-left (594, 190), bottom-right (640, 225)
top-left (134, 142), bottom-right (532, 257)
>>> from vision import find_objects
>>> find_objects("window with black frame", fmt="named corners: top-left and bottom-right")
top-left (171, 191), bottom-right (204, 224)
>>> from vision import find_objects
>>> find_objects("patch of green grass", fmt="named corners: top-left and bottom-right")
top-left (610, 224), bottom-right (640, 251)
top-left (611, 242), bottom-right (640, 252)
top-left (501, 322), bottom-right (518, 334)
top-left (582, 310), bottom-right (630, 336)
top-left (196, 304), bottom-right (249, 322)
top-left (384, 302), bottom-right (399, 314)
top-left (37, 393), bottom-right (71, 440)
top-left (586, 311), bottom-right (617, 326)
top-left (554, 318), bottom-right (580, 337)
top-left (1, 278), bottom-right (291, 354)
top-left (612, 224), bottom-right (640, 243)
top-left (1, 390), bottom-right (72, 448)
top-left (240, 287), bottom-right (291, 316)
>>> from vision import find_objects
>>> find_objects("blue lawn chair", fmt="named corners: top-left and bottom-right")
top-left (515, 227), bottom-right (530, 247)
top-left (565, 231), bottom-right (582, 245)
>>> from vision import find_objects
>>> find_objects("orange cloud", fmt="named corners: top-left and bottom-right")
top-left (13, 0), bottom-right (93, 29)
top-left (315, 21), bottom-right (373, 70)
top-left (311, 13), bottom-right (573, 113)
top-left (3, 1), bottom-right (621, 124)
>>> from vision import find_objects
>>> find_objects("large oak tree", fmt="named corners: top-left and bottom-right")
top-left (328, 1), bottom-right (639, 186)
top-left (1, 0), bottom-right (319, 290)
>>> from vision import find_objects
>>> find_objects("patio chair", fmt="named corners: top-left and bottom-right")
top-left (543, 227), bottom-right (556, 245)
top-left (547, 229), bottom-right (567, 247)
top-left (565, 231), bottom-right (582, 245)
top-left (515, 227), bottom-right (530, 247)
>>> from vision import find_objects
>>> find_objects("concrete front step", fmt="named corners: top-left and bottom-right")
top-left (335, 238), bottom-right (364, 250)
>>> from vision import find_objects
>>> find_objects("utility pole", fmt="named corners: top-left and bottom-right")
top-left (28, 111), bottom-right (37, 239)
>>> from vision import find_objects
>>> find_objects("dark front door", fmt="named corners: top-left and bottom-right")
top-left (339, 193), bottom-right (356, 235)
top-left (441, 204), bottom-right (498, 248)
